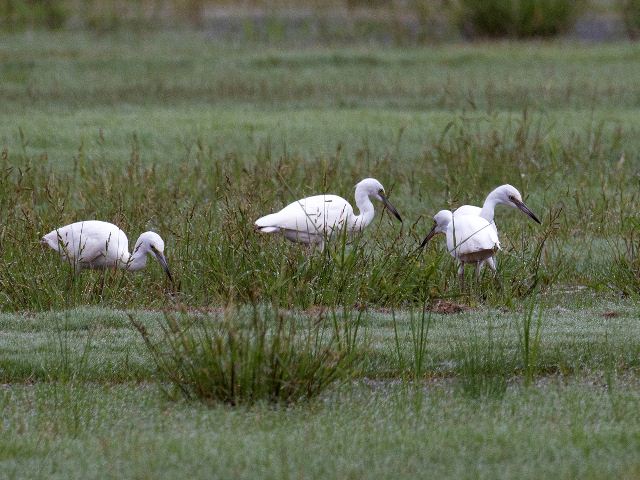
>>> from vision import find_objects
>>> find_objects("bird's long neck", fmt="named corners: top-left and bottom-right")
top-left (479, 193), bottom-right (499, 224)
top-left (352, 187), bottom-right (375, 230)
top-left (126, 239), bottom-right (148, 271)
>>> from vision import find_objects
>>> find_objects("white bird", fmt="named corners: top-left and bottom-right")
top-left (454, 184), bottom-right (540, 226)
top-left (420, 209), bottom-right (500, 286)
top-left (41, 220), bottom-right (173, 281)
top-left (255, 178), bottom-right (403, 249)
top-left (452, 184), bottom-right (541, 272)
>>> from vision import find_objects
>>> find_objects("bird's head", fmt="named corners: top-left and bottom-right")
top-left (356, 178), bottom-right (384, 197)
top-left (420, 210), bottom-right (452, 248)
top-left (137, 231), bottom-right (173, 282)
top-left (355, 178), bottom-right (403, 222)
top-left (492, 184), bottom-right (541, 224)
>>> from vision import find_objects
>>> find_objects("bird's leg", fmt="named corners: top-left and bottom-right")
top-left (486, 256), bottom-right (502, 290)
top-left (458, 262), bottom-right (465, 290)
top-left (486, 257), bottom-right (497, 274)
top-left (475, 262), bottom-right (482, 281)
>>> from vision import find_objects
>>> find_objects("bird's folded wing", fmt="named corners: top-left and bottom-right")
top-left (451, 217), bottom-right (499, 254)
top-left (256, 195), bottom-right (352, 233)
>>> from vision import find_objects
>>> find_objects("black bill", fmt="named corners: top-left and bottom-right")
top-left (419, 223), bottom-right (438, 249)
top-left (379, 192), bottom-right (403, 223)
top-left (512, 198), bottom-right (541, 224)
top-left (153, 250), bottom-right (174, 282)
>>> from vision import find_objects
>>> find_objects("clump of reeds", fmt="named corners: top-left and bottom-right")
top-left (130, 304), bottom-right (364, 405)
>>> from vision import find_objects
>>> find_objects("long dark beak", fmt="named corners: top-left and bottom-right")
top-left (512, 198), bottom-right (541, 224)
top-left (379, 193), bottom-right (403, 223)
top-left (153, 250), bottom-right (174, 282)
top-left (420, 224), bottom-right (438, 249)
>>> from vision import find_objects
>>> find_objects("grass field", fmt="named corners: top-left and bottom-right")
top-left (1, 30), bottom-right (640, 478)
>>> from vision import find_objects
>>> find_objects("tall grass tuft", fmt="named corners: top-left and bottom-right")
top-left (487, 206), bottom-right (563, 304)
top-left (518, 298), bottom-right (544, 386)
top-left (48, 311), bottom-right (95, 382)
top-left (452, 318), bottom-right (511, 398)
top-left (0, 113), bottom-right (633, 311)
top-left (130, 305), bottom-right (364, 405)
top-left (391, 304), bottom-right (432, 381)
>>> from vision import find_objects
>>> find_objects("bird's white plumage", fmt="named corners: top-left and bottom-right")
top-left (451, 184), bottom-right (540, 273)
top-left (255, 178), bottom-right (402, 247)
top-left (255, 194), bottom-right (355, 244)
top-left (456, 184), bottom-right (539, 225)
top-left (454, 205), bottom-right (481, 216)
top-left (454, 204), bottom-right (498, 234)
top-left (446, 214), bottom-right (501, 263)
top-left (42, 220), bottom-right (130, 269)
top-left (426, 184), bottom-right (539, 286)
top-left (453, 204), bottom-right (498, 271)
top-left (422, 209), bottom-right (500, 285)
top-left (41, 220), bottom-right (172, 279)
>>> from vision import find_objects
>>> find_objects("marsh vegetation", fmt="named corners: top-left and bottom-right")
top-left (1, 28), bottom-right (640, 478)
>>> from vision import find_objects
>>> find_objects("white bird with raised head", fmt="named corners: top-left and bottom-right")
top-left (41, 220), bottom-right (173, 281)
top-left (455, 184), bottom-right (541, 226)
top-left (421, 209), bottom-right (500, 286)
top-left (452, 184), bottom-right (541, 272)
top-left (255, 178), bottom-right (403, 249)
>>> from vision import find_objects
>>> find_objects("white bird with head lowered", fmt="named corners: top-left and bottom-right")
top-left (254, 178), bottom-right (402, 249)
top-left (41, 220), bottom-right (173, 281)
top-left (420, 209), bottom-right (500, 287)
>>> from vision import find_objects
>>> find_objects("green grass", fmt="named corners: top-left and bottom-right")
top-left (2, 303), bottom-right (640, 478)
top-left (2, 30), bottom-right (640, 478)
top-left (4, 32), bottom-right (640, 111)
top-left (3, 381), bottom-right (640, 479)
top-left (2, 301), bottom-right (639, 384)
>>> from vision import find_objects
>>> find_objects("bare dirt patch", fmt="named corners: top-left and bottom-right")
top-left (430, 300), bottom-right (471, 315)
